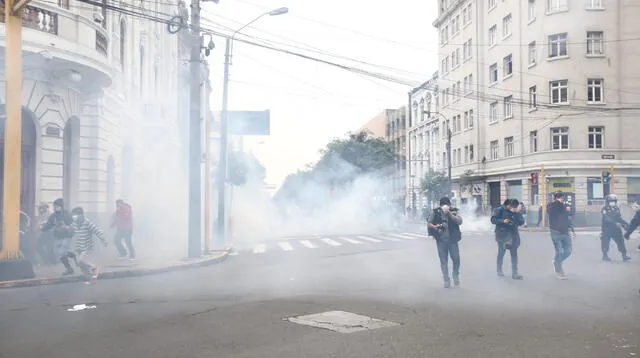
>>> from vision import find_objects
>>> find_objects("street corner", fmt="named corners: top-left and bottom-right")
top-left (0, 250), bottom-right (230, 290)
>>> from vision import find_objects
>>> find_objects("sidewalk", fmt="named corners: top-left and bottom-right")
top-left (0, 249), bottom-right (229, 289)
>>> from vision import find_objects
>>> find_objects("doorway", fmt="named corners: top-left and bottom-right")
top-left (488, 181), bottom-right (501, 209)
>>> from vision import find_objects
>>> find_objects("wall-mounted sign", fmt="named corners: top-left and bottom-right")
top-left (228, 110), bottom-right (271, 136)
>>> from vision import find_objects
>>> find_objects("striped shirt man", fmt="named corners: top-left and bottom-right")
top-left (72, 218), bottom-right (107, 254)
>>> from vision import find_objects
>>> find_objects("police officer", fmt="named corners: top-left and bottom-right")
top-left (601, 194), bottom-right (631, 262)
top-left (427, 197), bottom-right (464, 288)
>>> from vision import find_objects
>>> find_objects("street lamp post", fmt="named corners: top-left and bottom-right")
top-left (215, 7), bottom-right (288, 246)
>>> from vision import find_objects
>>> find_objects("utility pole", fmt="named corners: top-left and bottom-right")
top-left (215, 38), bottom-right (231, 247)
top-left (610, 165), bottom-right (615, 193)
top-left (203, 115), bottom-right (211, 253)
top-left (0, 0), bottom-right (35, 280)
top-left (540, 164), bottom-right (546, 228)
top-left (187, 0), bottom-right (202, 258)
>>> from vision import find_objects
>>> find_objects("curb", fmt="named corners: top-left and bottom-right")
top-left (0, 251), bottom-right (229, 290)
top-left (520, 227), bottom-right (600, 232)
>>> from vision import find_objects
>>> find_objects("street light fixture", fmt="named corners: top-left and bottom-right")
top-left (214, 7), bottom-right (288, 248)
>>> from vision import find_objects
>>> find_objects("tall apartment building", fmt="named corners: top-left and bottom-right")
top-left (406, 72), bottom-right (445, 213)
top-left (433, 0), bottom-right (640, 225)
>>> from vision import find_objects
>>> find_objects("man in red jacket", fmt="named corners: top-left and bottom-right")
top-left (111, 199), bottom-right (136, 260)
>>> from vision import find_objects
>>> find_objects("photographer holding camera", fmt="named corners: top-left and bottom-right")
top-left (427, 197), bottom-right (464, 288)
top-left (491, 198), bottom-right (525, 280)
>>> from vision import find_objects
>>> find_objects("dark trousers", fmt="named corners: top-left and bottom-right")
top-left (436, 240), bottom-right (460, 281)
top-left (115, 229), bottom-right (136, 258)
top-left (497, 243), bottom-right (518, 275)
top-left (601, 231), bottom-right (627, 257)
top-left (36, 231), bottom-right (57, 265)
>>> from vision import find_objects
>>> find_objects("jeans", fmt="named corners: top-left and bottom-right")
top-left (436, 240), bottom-right (460, 282)
top-left (601, 230), bottom-right (627, 257)
top-left (550, 231), bottom-right (572, 274)
top-left (115, 229), bottom-right (136, 259)
top-left (497, 243), bottom-right (518, 275)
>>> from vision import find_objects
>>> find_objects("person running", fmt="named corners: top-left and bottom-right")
top-left (600, 194), bottom-right (630, 262)
top-left (491, 199), bottom-right (525, 280)
top-left (427, 196), bottom-right (464, 288)
top-left (41, 198), bottom-right (76, 275)
top-left (111, 199), bottom-right (136, 260)
top-left (548, 192), bottom-right (573, 280)
top-left (71, 207), bottom-right (108, 284)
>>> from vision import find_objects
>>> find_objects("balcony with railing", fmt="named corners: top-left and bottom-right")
top-left (0, 0), bottom-right (113, 89)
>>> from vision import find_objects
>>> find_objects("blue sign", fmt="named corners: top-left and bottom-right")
top-left (228, 110), bottom-right (270, 136)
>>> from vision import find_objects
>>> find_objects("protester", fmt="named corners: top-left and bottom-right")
top-left (623, 202), bottom-right (640, 252)
top-left (548, 192), bottom-right (573, 280)
top-left (41, 198), bottom-right (76, 275)
top-left (427, 196), bottom-right (463, 288)
top-left (111, 199), bottom-right (136, 260)
top-left (71, 207), bottom-right (108, 284)
top-left (491, 199), bottom-right (524, 280)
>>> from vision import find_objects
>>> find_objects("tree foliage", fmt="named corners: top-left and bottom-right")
top-left (420, 171), bottom-right (449, 201)
top-left (274, 131), bottom-right (396, 203)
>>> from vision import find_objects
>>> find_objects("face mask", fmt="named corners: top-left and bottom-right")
top-left (72, 215), bottom-right (79, 221)
top-left (609, 202), bottom-right (616, 207)
top-left (441, 205), bottom-right (450, 212)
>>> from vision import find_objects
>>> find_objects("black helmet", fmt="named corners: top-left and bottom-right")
top-left (605, 194), bottom-right (617, 203)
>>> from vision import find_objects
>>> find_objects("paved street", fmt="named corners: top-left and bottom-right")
top-left (1, 229), bottom-right (639, 358)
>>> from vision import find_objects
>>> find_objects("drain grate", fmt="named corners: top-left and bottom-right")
top-left (285, 310), bottom-right (400, 334)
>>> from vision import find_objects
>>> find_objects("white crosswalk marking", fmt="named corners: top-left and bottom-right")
top-left (356, 235), bottom-right (383, 243)
top-left (299, 240), bottom-right (317, 248)
top-left (389, 233), bottom-right (419, 240)
top-left (339, 237), bottom-right (363, 244)
top-left (378, 235), bottom-right (402, 242)
top-left (402, 232), bottom-right (426, 238)
top-left (253, 244), bottom-right (266, 254)
top-left (279, 242), bottom-right (294, 251)
top-left (321, 238), bottom-right (342, 246)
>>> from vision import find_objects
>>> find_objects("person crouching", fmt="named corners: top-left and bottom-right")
top-left (71, 207), bottom-right (108, 284)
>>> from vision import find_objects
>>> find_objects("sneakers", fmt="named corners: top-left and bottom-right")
top-left (62, 268), bottom-right (74, 276)
top-left (443, 279), bottom-right (451, 289)
top-left (556, 273), bottom-right (568, 280)
top-left (512, 274), bottom-right (524, 280)
top-left (623, 255), bottom-right (631, 262)
top-left (453, 278), bottom-right (460, 287)
top-left (497, 271), bottom-right (505, 277)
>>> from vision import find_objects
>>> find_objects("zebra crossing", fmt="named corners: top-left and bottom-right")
top-left (232, 232), bottom-right (429, 256)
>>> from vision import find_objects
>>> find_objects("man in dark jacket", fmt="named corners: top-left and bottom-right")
top-left (601, 194), bottom-right (630, 262)
top-left (548, 192), bottom-right (573, 279)
top-left (491, 199), bottom-right (525, 280)
top-left (427, 197), bottom-right (464, 288)
top-left (111, 199), bottom-right (136, 260)
top-left (41, 198), bottom-right (76, 275)
top-left (623, 203), bottom-right (640, 252)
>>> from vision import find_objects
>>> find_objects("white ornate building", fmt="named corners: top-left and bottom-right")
top-left (0, 0), bottom-right (213, 233)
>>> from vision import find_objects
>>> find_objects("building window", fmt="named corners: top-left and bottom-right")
top-left (467, 4), bottom-right (473, 23)
top-left (463, 39), bottom-right (473, 61)
top-left (139, 46), bottom-right (145, 96)
top-left (457, 148), bottom-right (462, 165)
top-left (587, 78), bottom-right (604, 103)
top-left (463, 76), bottom-right (468, 94)
top-left (530, 131), bottom-right (538, 152)
top-left (504, 136), bottom-right (514, 157)
top-left (452, 49), bottom-right (460, 67)
top-left (490, 140), bottom-right (499, 159)
top-left (529, 86), bottom-right (537, 109)
top-left (464, 146), bottom-right (469, 163)
top-left (528, 0), bottom-right (536, 21)
top-left (488, 0), bottom-right (496, 10)
top-left (587, 177), bottom-right (609, 206)
top-left (467, 74), bottom-right (473, 93)
top-left (504, 96), bottom-right (513, 118)
top-left (489, 101), bottom-right (498, 123)
top-left (455, 15), bottom-right (461, 33)
top-left (550, 80), bottom-right (569, 104)
top-left (468, 109), bottom-right (474, 128)
top-left (551, 127), bottom-right (569, 150)
top-left (528, 41), bottom-right (537, 65)
top-left (588, 126), bottom-right (604, 149)
top-left (456, 115), bottom-right (462, 132)
top-left (456, 81), bottom-right (461, 99)
top-left (547, 0), bottom-right (567, 13)
top-left (503, 54), bottom-right (513, 77)
top-left (502, 14), bottom-right (512, 38)
top-left (548, 33), bottom-right (568, 58)
top-left (489, 25), bottom-right (497, 46)
top-left (469, 144), bottom-right (474, 160)
top-left (587, 0), bottom-right (603, 9)
top-left (464, 111), bottom-right (469, 129)
top-left (489, 63), bottom-right (498, 83)
top-left (586, 31), bottom-right (604, 55)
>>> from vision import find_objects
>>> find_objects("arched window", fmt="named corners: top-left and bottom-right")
top-left (119, 20), bottom-right (126, 72)
top-left (139, 46), bottom-right (145, 96)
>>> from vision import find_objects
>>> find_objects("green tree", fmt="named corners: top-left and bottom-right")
top-left (420, 171), bottom-right (449, 202)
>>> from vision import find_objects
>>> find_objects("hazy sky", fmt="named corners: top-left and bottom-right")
top-left (202, 0), bottom-right (439, 187)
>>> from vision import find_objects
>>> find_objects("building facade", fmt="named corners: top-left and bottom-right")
top-left (0, 1), bottom-right (213, 232)
top-left (432, 0), bottom-right (640, 225)
top-left (385, 107), bottom-right (407, 207)
top-left (406, 72), bottom-right (444, 214)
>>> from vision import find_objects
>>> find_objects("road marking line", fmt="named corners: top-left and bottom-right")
top-left (299, 240), bottom-right (317, 248)
top-left (279, 242), bottom-right (294, 251)
top-left (402, 232), bottom-right (426, 238)
top-left (389, 233), bottom-right (419, 240)
top-left (253, 244), bottom-right (266, 254)
top-left (356, 235), bottom-right (383, 243)
top-left (377, 235), bottom-right (402, 242)
top-left (321, 238), bottom-right (342, 246)
top-left (339, 237), bottom-right (363, 244)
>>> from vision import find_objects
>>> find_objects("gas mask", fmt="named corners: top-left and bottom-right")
top-left (72, 215), bottom-right (79, 222)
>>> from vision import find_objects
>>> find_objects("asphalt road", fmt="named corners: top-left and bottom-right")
top-left (1, 229), bottom-right (639, 358)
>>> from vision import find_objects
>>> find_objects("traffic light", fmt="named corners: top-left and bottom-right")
top-left (602, 170), bottom-right (611, 184)
top-left (530, 172), bottom-right (538, 184)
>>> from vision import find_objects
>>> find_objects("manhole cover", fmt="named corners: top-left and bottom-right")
top-left (285, 310), bottom-right (400, 333)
